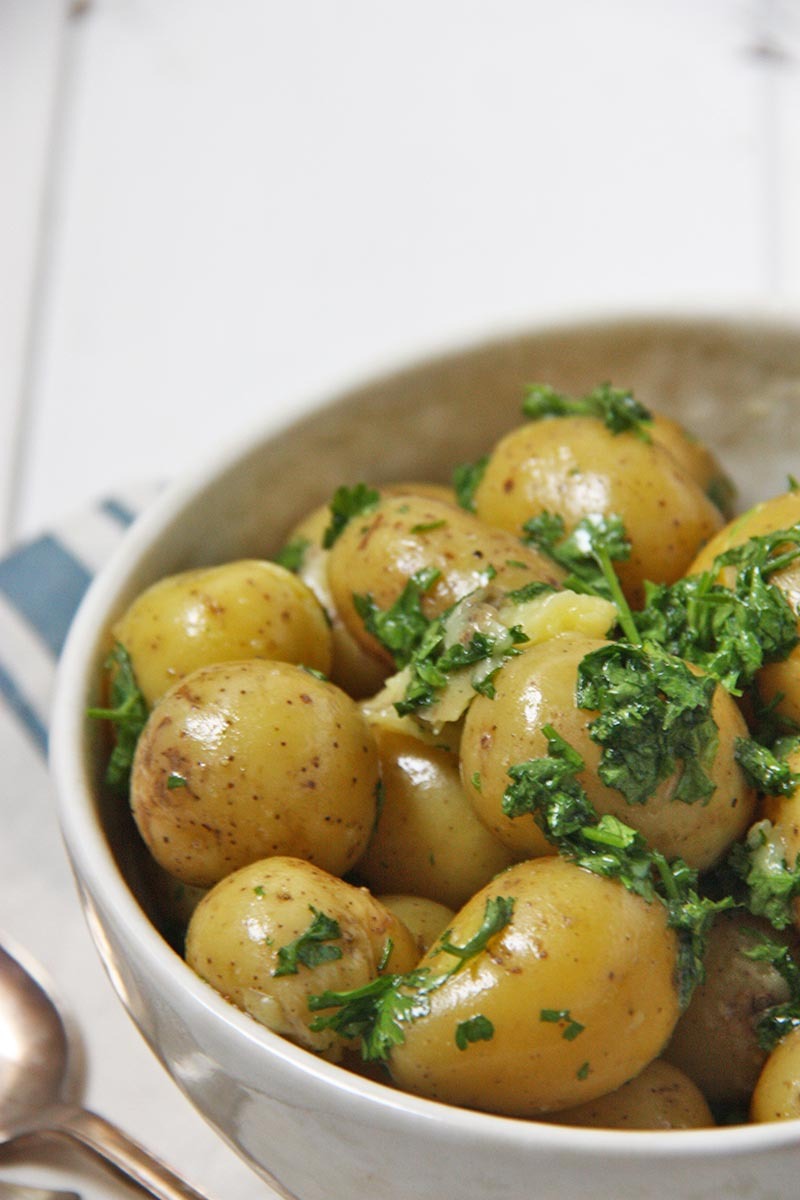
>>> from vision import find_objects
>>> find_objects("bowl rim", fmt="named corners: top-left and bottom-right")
top-left (49, 307), bottom-right (800, 1158)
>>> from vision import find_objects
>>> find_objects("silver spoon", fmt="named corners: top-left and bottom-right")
top-left (0, 940), bottom-right (213, 1200)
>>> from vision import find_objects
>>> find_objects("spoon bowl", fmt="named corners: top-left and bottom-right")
top-left (0, 940), bottom-right (211, 1200)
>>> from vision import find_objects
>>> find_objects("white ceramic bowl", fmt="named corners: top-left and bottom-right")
top-left (50, 315), bottom-right (800, 1200)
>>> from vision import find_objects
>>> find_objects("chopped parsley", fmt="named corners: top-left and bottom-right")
top-left (395, 591), bottom-right (528, 715)
top-left (727, 821), bottom-right (800, 930)
top-left (87, 642), bottom-right (149, 790)
top-left (502, 725), bottom-right (731, 1007)
top-left (576, 1061), bottom-right (591, 1080)
top-left (734, 737), bottom-right (800, 797)
top-left (453, 455), bottom-right (488, 512)
top-left (522, 512), bottom-right (634, 630)
top-left (634, 525), bottom-right (800, 696)
top-left (353, 566), bottom-right (440, 668)
top-left (576, 641), bottom-right (720, 807)
top-left (455, 1015), bottom-right (494, 1050)
top-left (274, 535), bottom-right (311, 573)
top-left (540, 1009), bottom-right (585, 1040)
top-left (166, 773), bottom-right (187, 790)
top-left (308, 895), bottom-right (514, 1060)
top-left (410, 519), bottom-right (447, 534)
top-left (521, 382), bottom-right (653, 440)
top-left (322, 483), bottom-right (380, 549)
top-left (273, 907), bottom-right (344, 977)
top-left (742, 934), bottom-right (800, 1051)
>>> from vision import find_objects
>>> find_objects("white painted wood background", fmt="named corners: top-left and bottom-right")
top-left (1, 3), bottom-right (800, 1198)
top-left (3, 0), bottom-right (800, 554)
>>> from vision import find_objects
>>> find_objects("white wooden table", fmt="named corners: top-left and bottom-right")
top-left (1, 2), bottom-right (800, 1197)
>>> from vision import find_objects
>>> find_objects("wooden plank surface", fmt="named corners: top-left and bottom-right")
top-left (10, 0), bottom-right (800, 546)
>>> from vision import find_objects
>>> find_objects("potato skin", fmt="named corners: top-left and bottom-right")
top-left (388, 857), bottom-right (681, 1116)
top-left (186, 857), bottom-right (418, 1060)
top-left (649, 414), bottom-right (736, 519)
top-left (460, 634), bottom-right (755, 871)
top-left (663, 911), bottom-right (796, 1104)
top-left (751, 1026), bottom-right (800, 1122)
top-left (548, 1059), bottom-right (714, 1129)
top-left (130, 659), bottom-right (379, 886)
top-left (356, 729), bottom-right (515, 910)
top-left (326, 494), bottom-right (563, 666)
top-left (473, 416), bottom-right (723, 608)
top-left (112, 559), bottom-right (332, 706)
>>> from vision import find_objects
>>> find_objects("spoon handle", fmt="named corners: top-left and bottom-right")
top-left (49, 1108), bottom-right (213, 1200)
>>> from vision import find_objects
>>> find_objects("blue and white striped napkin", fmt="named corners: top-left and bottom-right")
top-left (0, 485), bottom-right (157, 755)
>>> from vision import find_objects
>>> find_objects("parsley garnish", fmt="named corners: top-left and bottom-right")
top-left (274, 535), bottom-right (311, 573)
top-left (734, 737), bottom-right (800, 797)
top-left (540, 1008), bottom-right (585, 1040)
top-left (577, 1061), bottom-right (591, 1080)
top-left (452, 455), bottom-right (488, 512)
top-left (87, 643), bottom-right (149, 790)
top-left (503, 726), bottom-right (730, 1007)
top-left (727, 821), bottom-right (800, 930)
top-left (521, 382), bottom-right (653, 439)
top-left (353, 566), bottom-right (440, 668)
top-left (576, 641), bottom-right (720, 807)
top-left (308, 895), bottom-right (514, 1060)
top-left (322, 483), bottom-right (380, 549)
top-left (455, 1015), bottom-right (494, 1050)
top-left (395, 593), bottom-right (528, 715)
top-left (410, 519), bottom-right (447, 534)
top-left (741, 934), bottom-right (800, 1051)
top-left (522, 512), bottom-right (634, 632)
top-left (166, 773), bottom-right (187, 789)
top-left (273, 907), bottom-right (344, 977)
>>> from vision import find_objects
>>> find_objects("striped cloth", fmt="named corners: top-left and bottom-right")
top-left (0, 486), bottom-right (157, 755)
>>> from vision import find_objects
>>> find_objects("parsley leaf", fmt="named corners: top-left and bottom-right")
top-left (455, 1015), bottom-right (494, 1050)
top-left (521, 382), bottom-right (653, 439)
top-left (322, 483), bottom-right (381, 549)
top-left (540, 1008), bottom-right (585, 1040)
top-left (274, 535), bottom-right (311, 573)
top-left (742, 934), bottom-right (800, 1051)
top-left (452, 455), bottom-right (488, 512)
top-left (502, 725), bottom-right (730, 1007)
top-left (635, 525), bottom-right (800, 696)
top-left (272, 907), bottom-right (344, 977)
top-left (308, 896), bottom-right (514, 1060)
top-left (87, 643), bottom-right (149, 790)
top-left (576, 642), bottom-right (720, 807)
top-left (353, 566), bottom-right (440, 668)
top-left (734, 737), bottom-right (800, 797)
top-left (727, 820), bottom-right (800, 930)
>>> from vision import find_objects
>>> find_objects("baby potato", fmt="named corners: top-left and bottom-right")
top-left (473, 415), bottom-right (723, 608)
top-left (326, 494), bottom-right (563, 667)
top-left (130, 659), bottom-right (379, 886)
top-left (377, 894), bottom-right (455, 956)
top-left (460, 634), bottom-right (755, 870)
top-left (112, 559), bottom-right (332, 706)
top-left (547, 1059), bottom-right (714, 1129)
top-left (186, 856), bottom-right (418, 1060)
top-left (388, 856), bottom-right (681, 1116)
top-left (356, 729), bottom-right (515, 910)
top-left (750, 1025), bottom-right (800, 1122)
top-left (663, 911), bottom-right (797, 1104)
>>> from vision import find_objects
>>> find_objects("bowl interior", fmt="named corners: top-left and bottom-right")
top-left (51, 313), bottom-right (800, 1191)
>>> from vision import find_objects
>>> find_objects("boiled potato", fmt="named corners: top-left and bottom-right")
top-left (761, 745), bottom-right (800, 933)
top-left (356, 729), bottom-right (515, 910)
top-left (186, 856), bottom-right (418, 1060)
top-left (388, 856), bottom-right (681, 1116)
top-left (460, 633), bottom-right (755, 870)
top-left (473, 415), bottom-right (723, 608)
top-left (663, 911), bottom-right (797, 1104)
top-left (548, 1059), bottom-right (714, 1129)
top-left (326, 494), bottom-right (563, 667)
top-left (131, 659), bottom-right (379, 886)
top-left (112, 559), bottom-right (332, 706)
top-left (377, 894), bottom-right (455, 956)
top-left (750, 1026), bottom-right (800, 1122)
